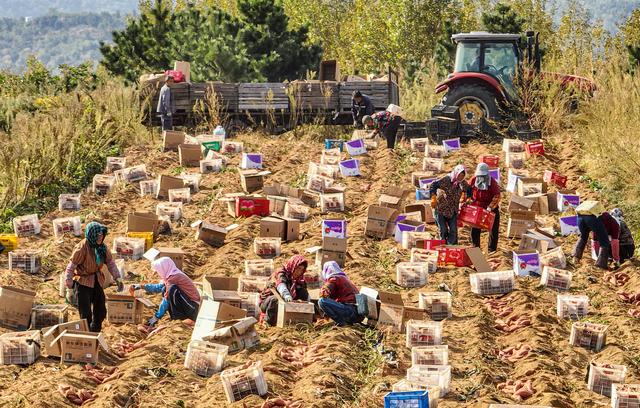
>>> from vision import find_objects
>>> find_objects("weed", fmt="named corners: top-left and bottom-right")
top-left (289, 172), bottom-right (307, 189)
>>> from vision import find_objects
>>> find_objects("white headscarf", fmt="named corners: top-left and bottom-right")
top-left (449, 164), bottom-right (466, 187)
top-left (321, 261), bottom-right (346, 281)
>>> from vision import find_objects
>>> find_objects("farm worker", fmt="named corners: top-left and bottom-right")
top-left (573, 201), bottom-right (619, 269)
top-left (129, 257), bottom-right (201, 326)
top-left (429, 164), bottom-right (468, 245)
top-left (352, 90), bottom-right (374, 128)
top-left (467, 163), bottom-right (501, 252)
top-left (157, 74), bottom-right (175, 131)
top-left (318, 261), bottom-right (363, 326)
top-left (362, 109), bottom-right (403, 149)
top-left (65, 222), bottom-right (124, 332)
top-left (259, 255), bottom-right (309, 326)
top-left (610, 208), bottom-right (635, 263)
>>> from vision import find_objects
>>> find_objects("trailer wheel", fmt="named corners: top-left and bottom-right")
top-left (443, 83), bottom-right (501, 126)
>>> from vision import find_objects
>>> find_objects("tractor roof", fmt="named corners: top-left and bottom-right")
top-left (452, 32), bottom-right (521, 43)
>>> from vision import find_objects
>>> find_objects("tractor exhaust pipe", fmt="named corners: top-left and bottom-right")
top-left (534, 32), bottom-right (541, 71)
top-left (526, 31), bottom-right (534, 67)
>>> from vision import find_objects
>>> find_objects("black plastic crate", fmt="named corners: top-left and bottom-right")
top-left (402, 122), bottom-right (427, 138)
top-left (437, 116), bottom-right (459, 136)
top-left (426, 118), bottom-right (439, 135)
top-left (431, 104), bottom-right (460, 121)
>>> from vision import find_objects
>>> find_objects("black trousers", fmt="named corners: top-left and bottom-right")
top-left (77, 282), bottom-right (107, 332)
top-left (383, 116), bottom-right (403, 149)
top-left (260, 286), bottom-right (309, 326)
top-left (167, 284), bottom-right (199, 321)
top-left (620, 244), bottom-right (635, 263)
top-left (471, 207), bottom-right (500, 252)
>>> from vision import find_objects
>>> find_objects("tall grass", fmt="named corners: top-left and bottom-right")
top-left (399, 60), bottom-right (442, 121)
top-left (0, 80), bottom-right (150, 225)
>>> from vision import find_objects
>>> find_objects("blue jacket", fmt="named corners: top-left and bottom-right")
top-left (156, 84), bottom-right (172, 115)
top-left (352, 94), bottom-right (374, 121)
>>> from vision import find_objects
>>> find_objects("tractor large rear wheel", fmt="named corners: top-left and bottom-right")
top-left (442, 83), bottom-right (501, 127)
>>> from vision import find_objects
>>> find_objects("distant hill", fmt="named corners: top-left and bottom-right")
top-left (557, 0), bottom-right (640, 33)
top-left (0, 12), bottom-right (126, 73)
top-left (0, 0), bottom-right (137, 18)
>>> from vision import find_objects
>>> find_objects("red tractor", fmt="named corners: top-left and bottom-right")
top-left (435, 31), bottom-right (594, 127)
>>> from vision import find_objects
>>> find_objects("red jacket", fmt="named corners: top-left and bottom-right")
top-left (599, 212), bottom-right (620, 239)
top-left (320, 275), bottom-right (358, 304)
top-left (468, 176), bottom-right (500, 208)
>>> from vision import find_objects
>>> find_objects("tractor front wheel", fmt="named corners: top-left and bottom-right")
top-left (443, 83), bottom-right (501, 127)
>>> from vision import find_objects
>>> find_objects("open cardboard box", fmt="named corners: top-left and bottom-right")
top-left (42, 319), bottom-right (89, 357)
top-left (202, 276), bottom-right (239, 299)
top-left (54, 329), bottom-right (109, 364)
top-left (144, 247), bottom-right (186, 270)
top-left (379, 187), bottom-right (410, 210)
top-left (191, 299), bottom-right (247, 341)
top-left (0, 286), bottom-right (36, 330)
top-left (365, 205), bottom-right (399, 239)
top-left (260, 216), bottom-right (299, 242)
top-left (191, 220), bottom-right (239, 247)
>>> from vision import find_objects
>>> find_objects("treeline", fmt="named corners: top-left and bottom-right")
top-left (0, 12), bottom-right (126, 73)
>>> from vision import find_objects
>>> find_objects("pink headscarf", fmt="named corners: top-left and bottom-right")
top-left (152, 257), bottom-right (181, 281)
top-left (449, 164), bottom-right (466, 187)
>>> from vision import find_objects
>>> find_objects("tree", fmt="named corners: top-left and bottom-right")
top-left (621, 8), bottom-right (640, 68)
top-left (481, 2), bottom-right (525, 34)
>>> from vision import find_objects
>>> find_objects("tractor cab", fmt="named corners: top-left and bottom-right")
top-left (436, 31), bottom-right (541, 126)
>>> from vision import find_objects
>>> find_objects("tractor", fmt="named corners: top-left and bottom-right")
top-left (435, 31), bottom-right (594, 127)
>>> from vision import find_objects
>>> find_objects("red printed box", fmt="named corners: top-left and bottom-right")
top-left (235, 198), bottom-right (270, 218)
top-left (525, 140), bottom-right (545, 156)
top-left (420, 239), bottom-right (446, 251)
top-left (436, 245), bottom-right (472, 267)
top-left (543, 170), bottom-right (568, 188)
top-left (458, 205), bottom-right (495, 230)
top-left (480, 155), bottom-right (499, 168)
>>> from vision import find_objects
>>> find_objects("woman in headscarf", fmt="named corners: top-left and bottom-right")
top-left (467, 162), bottom-right (501, 252)
top-left (129, 257), bottom-right (200, 326)
top-left (65, 221), bottom-right (124, 332)
top-left (429, 164), bottom-right (468, 245)
top-left (610, 208), bottom-right (635, 263)
top-left (317, 261), bottom-right (362, 326)
top-left (259, 255), bottom-right (309, 326)
top-left (573, 201), bottom-right (619, 269)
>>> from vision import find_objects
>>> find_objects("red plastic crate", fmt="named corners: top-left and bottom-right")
top-left (480, 155), bottom-right (499, 168)
top-left (421, 239), bottom-right (446, 251)
top-left (543, 170), bottom-right (568, 188)
top-left (458, 205), bottom-right (495, 230)
top-left (436, 245), bottom-right (472, 267)
top-left (525, 140), bottom-right (545, 156)
top-left (235, 198), bottom-right (270, 217)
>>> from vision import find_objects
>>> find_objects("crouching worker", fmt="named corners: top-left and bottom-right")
top-left (130, 257), bottom-right (201, 326)
top-left (611, 208), bottom-right (636, 263)
top-left (318, 262), bottom-right (363, 326)
top-left (65, 221), bottom-right (124, 332)
top-left (259, 255), bottom-right (309, 326)
top-left (362, 108), bottom-right (403, 149)
top-left (574, 201), bottom-right (620, 269)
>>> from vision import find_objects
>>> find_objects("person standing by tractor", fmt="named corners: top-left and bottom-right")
top-left (429, 164), bottom-right (468, 245)
top-left (362, 109), bottom-right (403, 149)
top-left (351, 90), bottom-right (374, 128)
top-left (157, 75), bottom-right (175, 131)
top-left (466, 163), bottom-right (501, 252)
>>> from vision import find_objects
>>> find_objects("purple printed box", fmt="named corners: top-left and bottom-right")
top-left (418, 177), bottom-right (437, 190)
top-left (513, 250), bottom-right (540, 277)
top-left (442, 138), bottom-right (461, 153)
top-left (240, 153), bottom-right (263, 169)
top-left (322, 219), bottom-right (347, 239)
top-left (489, 168), bottom-right (500, 184)
top-left (345, 139), bottom-right (366, 156)
top-left (557, 192), bottom-right (580, 212)
top-left (560, 215), bottom-right (579, 236)
top-left (393, 219), bottom-right (425, 243)
top-left (339, 159), bottom-right (361, 177)
top-left (416, 189), bottom-right (430, 201)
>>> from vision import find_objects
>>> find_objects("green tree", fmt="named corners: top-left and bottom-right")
top-left (621, 8), bottom-right (640, 68)
top-left (481, 2), bottom-right (525, 34)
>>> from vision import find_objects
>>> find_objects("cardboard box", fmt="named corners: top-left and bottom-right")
top-left (260, 216), bottom-right (299, 242)
top-left (105, 294), bottom-right (152, 324)
top-left (178, 144), bottom-right (202, 167)
top-left (412, 172), bottom-right (435, 188)
top-left (513, 250), bottom-right (541, 277)
top-left (405, 203), bottom-right (435, 223)
top-left (507, 210), bottom-right (537, 238)
top-left (517, 177), bottom-right (546, 197)
top-left (519, 228), bottom-right (560, 252)
top-left (299, 190), bottom-right (320, 208)
top-left (162, 130), bottom-right (185, 151)
top-left (192, 221), bottom-right (238, 247)
top-left (211, 290), bottom-right (243, 309)
top-left (377, 291), bottom-right (405, 332)
top-left (308, 237), bottom-right (348, 267)
top-left (201, 317), bottom-right (259, 354)
top-left (156, 175), bottom-right (185, 199)
top-left (277, 301), bottom-right (315, 327)
top-left (192, 300), bottom-right (247, 341)
top-left (559, 215), bottom-right (579, 236)
top-left (54, 330), bottom-right (108, 364)
top-left (508, 195), bottom-right (536, 213)
top-left (379, 187), bottom-right (410, 210)
top-left (543, 170), bottom-right (568, 188)
top-left (144, 247), bottom-right (186, 270)
top-left (42, 319), bottom-right (89, 357)
top-left (339, 159), bottom-right (361, 177)
top-left (229, 196), bottom-right (270, 218)
top-left (202, 276), bottom-right (239, 298)
top-left (365, 205), bottom-right (398, 239)
top-left (394, 219), bottom-right (426, 243)
top-left (0, 286), bottom-right (36, 330)
top-left (557, 190), bottom-right (580, 212)
top-left (466, 247), bottom-right (493, 273)
top-left (442, 138), bottom-right (461, 153)
top-left (345, 139), bottom-right (366, 156)
top-left (240, 153), bottom-right (263, 170)
top-left (480, 155), bottom-right (499, 168)
top-left (240, 170), bottom-right (270, 193)
top-left (322, 219), bottom-right (347, 239)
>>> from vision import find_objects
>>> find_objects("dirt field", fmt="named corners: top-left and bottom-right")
top-left (0, 128), bottom-right (638, 408)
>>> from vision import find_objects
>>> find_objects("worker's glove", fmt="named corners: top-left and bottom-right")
top-left (65, 279), bottom-right (74, 289)
top-left (116, 279), bottom-right (124, 292)
top-left (430, 196), bottom-right (437, 209)
top-left (487, 205), bottom-right (493, 211)
top-left (283, 294), bottom-right (293, 302)
top-left (147, 316), bottom-right (159, 327)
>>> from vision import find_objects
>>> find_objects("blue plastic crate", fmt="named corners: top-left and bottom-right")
top-left (416, 189), bottom-right (431, 201)
top-left (384, 390), bottom-right (430, 408)
top-left (324, 139), bottom-right (344, 151)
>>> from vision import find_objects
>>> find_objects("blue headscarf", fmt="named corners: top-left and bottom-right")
top-left (85, 221), bottom-right (108, 265)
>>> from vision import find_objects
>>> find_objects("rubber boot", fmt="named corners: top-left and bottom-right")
top-left (595, 246), bottom-right (611, 270)
top-left (573, 238), bottom-right (588, 260)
